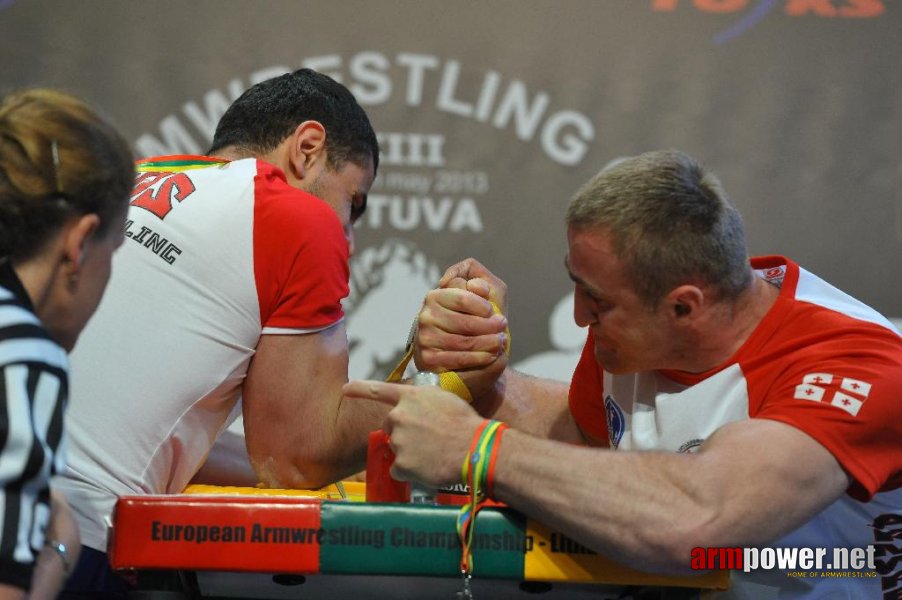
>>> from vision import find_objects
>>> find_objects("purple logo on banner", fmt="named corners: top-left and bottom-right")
top-left (651, 0), bottom-right (885, 44)
top-left (714, 0), bottom-right (780, 44)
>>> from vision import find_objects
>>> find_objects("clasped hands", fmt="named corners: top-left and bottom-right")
top-left (343, 258), bottom-right (509, 487)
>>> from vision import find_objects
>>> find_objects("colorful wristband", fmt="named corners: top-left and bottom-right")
top-left (457, 419), bottom-right (508, 575)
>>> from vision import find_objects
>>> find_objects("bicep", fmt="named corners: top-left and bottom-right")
top-left (691, 417), bottom-right (851, 545)
top-left (242, 325), bottom-right (349, 487)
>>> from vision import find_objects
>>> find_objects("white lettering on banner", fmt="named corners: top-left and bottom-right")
top-left (396, 53), bottom-right (438, 105)
top-left (349, 52), bottom-right (392, 104)
top-left (373, 172), bottom-right (433, 194)
top-left (137, 115), bottom-right (204, 157)
top-left (378, 133), bottom-right (446, 167)
top-left (134, 53), bottom-right (595, 166)
top-left (135, 69), bottom-right (280, 158)
top-left (364, 196), bottom-right (483, 233)
top-left (363, 130), bottom-right (485, 232)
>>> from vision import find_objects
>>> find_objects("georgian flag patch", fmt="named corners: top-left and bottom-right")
top-left (793, 372), bottom-right (872, 416)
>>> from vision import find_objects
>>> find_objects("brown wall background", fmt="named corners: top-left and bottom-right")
top-left (2, 0), bottom-right (899, 381)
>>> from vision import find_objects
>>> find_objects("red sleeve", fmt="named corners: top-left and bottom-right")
top-left (568, 330), bottom-right (610, 445)
top-left (252, 162), bottom-right (349, 331)
top-left (750, 321), bottom-right (902, 501)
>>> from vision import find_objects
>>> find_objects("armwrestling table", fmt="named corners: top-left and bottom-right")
top-left (109, 482), bottom-right (728, 599)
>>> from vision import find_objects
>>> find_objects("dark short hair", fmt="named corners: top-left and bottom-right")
top-left (209, 68), bottom-right (379, 174)
top-left (0, 88), bottom-right (134, 261)
top-left (566, 149), bottom-right (752, 307)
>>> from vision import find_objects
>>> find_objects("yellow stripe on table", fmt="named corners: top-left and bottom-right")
top-left (183, 482), bottom-right (367, 502)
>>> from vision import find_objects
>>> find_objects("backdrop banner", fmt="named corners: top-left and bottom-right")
top-left (2, 0), bottom-right (900, 382)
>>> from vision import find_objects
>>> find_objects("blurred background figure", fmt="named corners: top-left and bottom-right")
top-left (0, 88), bottom-right (134, 599)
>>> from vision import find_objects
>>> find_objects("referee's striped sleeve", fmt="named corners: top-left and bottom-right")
top-left (0, 291), bottom-right (69, 589)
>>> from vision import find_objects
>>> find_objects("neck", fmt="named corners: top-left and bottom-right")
top-left (679, 275), bottom-right (780, 373)
top-left (13, 255), bottom-right (62, 321)
top-left (214, 144), bottom-right (296, 185)
top-left (210, 145), bottom-right (251, 161)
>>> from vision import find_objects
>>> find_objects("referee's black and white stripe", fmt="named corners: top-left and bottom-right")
top-left (0, 282), bottom-right (69, 589)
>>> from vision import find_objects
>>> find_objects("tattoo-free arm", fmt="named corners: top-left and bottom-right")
top-left (242, 324), bottom-right (388, 489)
top-left (492, 418), bottom-right (850, 573)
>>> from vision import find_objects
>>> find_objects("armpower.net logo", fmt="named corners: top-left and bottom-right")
top-left (692, 546), bottom-right (878, 575)
top-left (650, 0), bottom-right (886, 43)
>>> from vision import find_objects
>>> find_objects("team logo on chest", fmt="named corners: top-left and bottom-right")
top-left (604, 394), bottom-right (625, 449)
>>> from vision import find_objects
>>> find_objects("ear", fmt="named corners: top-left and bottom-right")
top-left (664, 284), bottom-right (704, 321)
top-left (288, 120), bottom-right (327, 181)
top-left (62, 214), bottom-right (101, 274)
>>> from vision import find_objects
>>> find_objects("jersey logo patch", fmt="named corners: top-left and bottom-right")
top-left (604, 394), bottom-right (625, 449)
top-left (756, 264), bottom-right (786, 288)
top-left (792, 372), bottom-right (872, 416)
top-left (131, 172), bottom-right (197, 220)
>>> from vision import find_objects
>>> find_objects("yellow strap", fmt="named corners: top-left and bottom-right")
top-left (438, 371), bottom-right (474, 403)
top-left (386, 346), bottom-right (414, 384)
top-left (386, 301), bottom-right (509, 404)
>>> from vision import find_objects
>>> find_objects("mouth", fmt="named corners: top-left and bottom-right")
top-left (593, 339), bottom-right (613, 359)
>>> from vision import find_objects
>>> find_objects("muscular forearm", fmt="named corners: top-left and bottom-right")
top-left (474, 369), bottom-right (583, 443)
top-left (491, 421), bottom-right (849, 574)
top-left (491, 430), bottom-right (711, 573)
top-left (246, 328), bottom-right (392, 490)
top-left (255, 392), bottom-right (390, 490)
top-left (341, 379), bottom-right (851, 575)
top-left (324, 392), bottom-right (392, 483)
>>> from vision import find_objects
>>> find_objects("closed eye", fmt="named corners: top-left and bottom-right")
top-left (351, 193), bottom-right (367, 223)
top-left (578, 285), bottom-right (613, 312)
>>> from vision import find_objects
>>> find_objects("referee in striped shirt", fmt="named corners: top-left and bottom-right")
top-left (0, 88), bottom-right (133, 598)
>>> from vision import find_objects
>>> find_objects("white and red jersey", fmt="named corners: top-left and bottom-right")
top-left (56, 155), bottom-right (350, 551)
top-left (568, 256), bottom-right (902, 598)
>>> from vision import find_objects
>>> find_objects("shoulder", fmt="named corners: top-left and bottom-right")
top-left (251, 160), bottom-right (343, 228)
top-left (762, 255), bottom-right (898, 333)
top-left (755, 297), bottom-right (901, 406)
top-left (0, 284), bottom-right (68, 372)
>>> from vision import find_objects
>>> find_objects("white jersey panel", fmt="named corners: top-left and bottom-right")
top-left (603, 365), bottom-right (750, 453)
top-left (794, 266), bottom-right (900, 334)
top-left (59, 159), bottom-right (263, 550)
